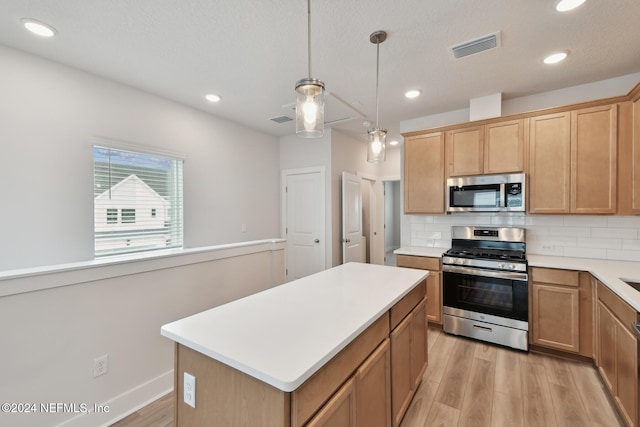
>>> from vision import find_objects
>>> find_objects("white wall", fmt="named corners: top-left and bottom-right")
top-left (0, 45), bottom-right (285, 427)
top-left (0, 243), bottom-right (285, 427)
top-left (401, 72), bottom-right (640, 133)
top-left (0, 45), bottom-right (281, 271)
top-left (399, 73), bottom-right (640, 261)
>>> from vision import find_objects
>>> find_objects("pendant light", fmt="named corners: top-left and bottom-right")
top-left (367, 31), bottom-right (387, 163)
top-left (295, 0), bottom-right (325, 138)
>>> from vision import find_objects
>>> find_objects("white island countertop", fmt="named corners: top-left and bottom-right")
top-left (161, 262), bottom-right (428, 392)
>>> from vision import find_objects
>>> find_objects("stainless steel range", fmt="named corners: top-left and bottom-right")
top-left (442, 226), bottom-right (528, 351)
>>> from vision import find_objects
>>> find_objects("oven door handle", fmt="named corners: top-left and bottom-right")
top-left (442, 264), bottom-right (528, 281)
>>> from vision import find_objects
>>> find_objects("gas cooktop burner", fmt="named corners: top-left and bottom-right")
top-left (444, 248), bottom-right (526, 262)
top-left (442, 226), bottom-right (527, 272)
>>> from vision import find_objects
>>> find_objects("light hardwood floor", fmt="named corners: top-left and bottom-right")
top-left (113, 327), bottom-right (624, 427)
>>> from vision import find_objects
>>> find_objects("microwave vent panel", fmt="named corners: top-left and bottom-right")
top-left (451, 31), bottom-right (501, 59)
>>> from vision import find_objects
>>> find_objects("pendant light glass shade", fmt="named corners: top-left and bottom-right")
top-left (367, 31), bottom-right (387, 163)
top-left (367, 128), bottom-right (387, 163)
top-left (296, 78), bottom-right (325, 137)
top-left (295, 0), bottom-right (325, 138)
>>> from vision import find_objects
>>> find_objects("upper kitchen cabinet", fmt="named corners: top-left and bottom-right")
top-left (529, 104), bottom-right (618, 214)
top-left (446, 119), bottom-right (525, 177)
top-left (618, 95), bottom-right (640, 215)
top-left (529, 112), bottom-right (572, 213)
top-left (404, 132), bottom-right (445, 214)
top-left (571, 104), bottom-right (617, 214)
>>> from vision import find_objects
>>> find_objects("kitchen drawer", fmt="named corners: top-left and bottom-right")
top-left (598, 281), bottom-right (636, 332)
top-left (291, 313), bottom-right (389, 426)
top-left (530, 267), bottom-right (580, 287)
top-left (396, 255), bottom-right (440, 271)
top-left (390, 280), bottom-right (426, 330)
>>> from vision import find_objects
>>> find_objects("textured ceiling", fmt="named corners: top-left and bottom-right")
top-left (1, 0), bottom-right (639, 144)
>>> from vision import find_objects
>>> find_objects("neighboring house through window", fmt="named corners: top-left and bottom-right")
top-left (93, 145), bottom-right (184, 257)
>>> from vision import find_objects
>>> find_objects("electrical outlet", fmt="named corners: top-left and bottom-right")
top-left (93, 354), bottom-right (108, 378)
top-left (184, 372), bottom-right (196, 408)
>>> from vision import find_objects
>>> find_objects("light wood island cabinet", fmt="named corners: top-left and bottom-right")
top-left (162, 264), bottom-right (429, 427)
top-left (403, 132), bottom-right (445, 214)
top-left (446, 119), bottom-right (525, 177)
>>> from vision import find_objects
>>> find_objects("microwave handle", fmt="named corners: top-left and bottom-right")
top-left (500, 183), bottom-right (506, 207)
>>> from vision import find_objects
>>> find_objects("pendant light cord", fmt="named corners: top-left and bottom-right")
top-left (375, 36), bottom-right (380, 128)
top-left (307, 0), bottom-right (312, 79)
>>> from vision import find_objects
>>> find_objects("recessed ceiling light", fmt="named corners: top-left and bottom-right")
top-left (389, 140), bottom-right (399, 146)
top-left (555, 0), bottom-right (586, 12)
top-left (405, 89), bottom-right (421, 99)
top-left (205, 93), bottom-right (221, 103)
top-left (21, 18), bottom-right (57, 37)
top-left (543, 51), bottom-right (568, 64)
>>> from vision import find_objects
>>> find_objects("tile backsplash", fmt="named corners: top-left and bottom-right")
top-left (406, 214), bottom-right (640, 262)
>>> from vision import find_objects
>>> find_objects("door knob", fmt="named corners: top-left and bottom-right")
top-left (314, 239), bottom-right (320, 243)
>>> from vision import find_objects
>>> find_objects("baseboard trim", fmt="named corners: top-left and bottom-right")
top-left (55, 370), bottom-right (174, 427)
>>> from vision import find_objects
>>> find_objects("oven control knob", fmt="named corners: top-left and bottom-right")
top-left (509, 263), bottom-right (516, 270)
top-left (457, 259), bottom-right (465, 265)
top-left (498, 262), bottom-right (505, 269)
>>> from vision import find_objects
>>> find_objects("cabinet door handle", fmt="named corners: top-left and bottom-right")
top-left (314, 239), bottom-right (320, 243)
top-left (632, 322), bottom-right (640, 340)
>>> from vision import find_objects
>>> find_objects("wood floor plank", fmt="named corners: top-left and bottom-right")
top-left (520, 356), bottom-right (558, 427)
top-left (458, 357), bottom-right (495, 427)
top-left (542, 354), bottom-right (576, 387)
top-left (423, 401), bottom-right (460, 427)
top-left (548, 382), bottom-right (591, 426)
top-left (473, 342), bottom-right (497, 362)
top-left (424, 328), bottom-right (457, 384)
top-left (434, 337), bottom-right (475, 410)
top-left (567, 360), bottom-right (625, 427)
top-left (399, 380), bottom-right (438, 427)
top-left (494, 346), bottom-right (523, 398)
top-left (491, 390), bottom-right (524, 427)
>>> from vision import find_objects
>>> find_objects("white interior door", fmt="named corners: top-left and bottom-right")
top-left (284, 168), bottom-right (325, 280)
top-left (342, 171), bottom-right (363, 263)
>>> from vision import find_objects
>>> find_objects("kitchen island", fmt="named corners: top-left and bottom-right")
top-left (161, 262), bottom-right (429, 426)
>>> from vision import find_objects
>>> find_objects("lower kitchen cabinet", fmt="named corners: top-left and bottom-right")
top-left (396, 254), bottom-right (442, 324)
top-left (391, 298), bottom-right (428, 427)
top-left (307, 377), bottom-right (356, 427)
top-left (355, 339), bottom-right (391, 427)
top-left (597, 281), bottom-right (638, 427)
top-left (529, 267), bottom-right (593, 356)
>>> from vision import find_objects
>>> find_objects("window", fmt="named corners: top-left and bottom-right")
top-left (106, 208), bottom-right (118, 224)
top-left (121, 208), bottom-right (136, 223)
top-left (93, 145), bottom-right (184, 257)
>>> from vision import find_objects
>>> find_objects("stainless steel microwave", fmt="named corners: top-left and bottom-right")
top-left (446, 173), bottom-right (525, 213)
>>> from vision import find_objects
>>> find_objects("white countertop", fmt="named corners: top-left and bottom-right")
top-left (392, 246), bottom-right (640, 312)
top-left (394, 246), bottom-right (447, 258)
top-left (160, 262), bottom-right (428, 392)
top-left (528, 255), bottom-right (640, 312)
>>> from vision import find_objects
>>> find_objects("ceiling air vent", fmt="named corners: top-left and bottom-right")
top-left (450, 31), bottom-right (501, 59)
top-left (270, 115), bottom-right (293, 124)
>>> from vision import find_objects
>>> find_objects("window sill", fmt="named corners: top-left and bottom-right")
top-left (0, 239), bottom-right (286, 297)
